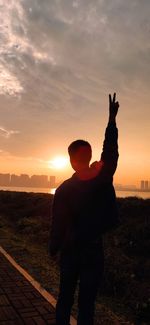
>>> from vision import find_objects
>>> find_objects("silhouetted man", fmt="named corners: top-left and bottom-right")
top-left (49, 93), bottom-right (119, 325)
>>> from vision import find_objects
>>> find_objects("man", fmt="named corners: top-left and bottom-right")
top-left (49, 93), bottom-right (119, 325)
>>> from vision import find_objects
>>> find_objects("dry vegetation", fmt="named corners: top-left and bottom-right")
top-left (0, 190), bottom-right (149, 325)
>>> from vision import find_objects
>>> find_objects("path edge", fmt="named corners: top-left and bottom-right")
top-left (0, 245), bottom-right (77, 325)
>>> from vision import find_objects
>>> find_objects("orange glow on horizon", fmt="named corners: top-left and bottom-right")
top-left (48, 156), bottom-right (69, 170)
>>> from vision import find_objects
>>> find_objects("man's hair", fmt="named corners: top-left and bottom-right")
top-left (68, 139), bottom-right (92, 159)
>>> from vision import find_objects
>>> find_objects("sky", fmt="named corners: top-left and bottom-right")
top-left (0, 0), bottom-right (150, 186)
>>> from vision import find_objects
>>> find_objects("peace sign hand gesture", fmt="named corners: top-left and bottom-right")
top-left (109, 93), bottom-right (119, 123)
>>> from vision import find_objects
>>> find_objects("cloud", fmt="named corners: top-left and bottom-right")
top-left (0, 63), bottom-right (23, 96)
top-left (1, 0), bottom-right (150, 103)
top-left (0, 0), bottom-right (56, 97)
top-left (0, 148), bottom-right (46, 162)
top-left (0, 0), bottom-right (150, 169)
top-left (0, 0), bottom-right (25, 96)
top-left (0, 126), bottom-right (20, 138)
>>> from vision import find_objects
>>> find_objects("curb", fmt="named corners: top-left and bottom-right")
top-left (0, 245), bottom-right (77, 325)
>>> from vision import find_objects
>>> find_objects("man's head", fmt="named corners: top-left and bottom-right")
top-left (68, 140), bottom-right (92, 172)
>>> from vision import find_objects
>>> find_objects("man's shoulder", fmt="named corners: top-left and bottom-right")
top-left (55, 176), bottom-right (74, 194)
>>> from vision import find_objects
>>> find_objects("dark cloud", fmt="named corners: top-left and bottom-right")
top-left (2, 0), bottom-right (150, 98)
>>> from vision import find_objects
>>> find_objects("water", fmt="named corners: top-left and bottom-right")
top-left (0, 186), bottom-right (52, 194)
top-left (116, 190), bottom-right (150, 199)
top-left (0, 186), bottom-right (149, 199)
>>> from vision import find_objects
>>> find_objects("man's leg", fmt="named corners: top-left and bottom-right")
top-left (56, 253), bottom-right (79, 325)
top-left (77, 246), bottom-right (104, 325)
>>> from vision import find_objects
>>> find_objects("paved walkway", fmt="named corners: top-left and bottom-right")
top-left (0, 251), bottom-right (57, 324)
top-left (0, 247), bottom-right (76, 324)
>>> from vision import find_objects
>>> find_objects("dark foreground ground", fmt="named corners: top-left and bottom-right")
top-left (0, 190), bottom-right (149, 325)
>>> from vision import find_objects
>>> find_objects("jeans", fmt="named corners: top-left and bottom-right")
top-left (56, 242), bottom-right (104, 325)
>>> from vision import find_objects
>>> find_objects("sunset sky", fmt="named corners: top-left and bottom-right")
top-left (0, 0), bottom-right (150, 186)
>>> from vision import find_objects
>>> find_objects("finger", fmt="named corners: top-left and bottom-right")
top-left (109, 94), bottom-right (112, 105)
top-left (116, 101), bottom-right (119, 108)
top-left (113, 93), bottom-right (116, 103)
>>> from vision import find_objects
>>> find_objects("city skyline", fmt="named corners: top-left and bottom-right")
top-left (0, 172), bottom-right (150, 191)
top-left (0, 1), bottom-right (150, 186)
top-left (0, 173), bottom-right (56, 188)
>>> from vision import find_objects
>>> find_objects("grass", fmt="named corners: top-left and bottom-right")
top-left (0, 190), bottom-right (149, 324)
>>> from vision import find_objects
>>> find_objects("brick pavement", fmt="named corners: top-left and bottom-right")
top-left (0, 251), bottom-right (57, 324)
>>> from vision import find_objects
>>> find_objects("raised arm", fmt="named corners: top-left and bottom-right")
top-left (100, 93), bottom-right (119, 178)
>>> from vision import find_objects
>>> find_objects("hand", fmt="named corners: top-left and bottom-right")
top-left (109, 93), bottom-right (119, 122)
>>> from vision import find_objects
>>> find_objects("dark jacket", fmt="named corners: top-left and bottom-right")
top-left (49, 122), bottom-right (119, 256)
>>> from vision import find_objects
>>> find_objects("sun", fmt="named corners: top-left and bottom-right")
top-left (49, 156), bottom-right (69, 169)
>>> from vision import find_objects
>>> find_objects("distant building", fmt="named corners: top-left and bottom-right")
top-left (0, 173), bottom-right (10, 186)
top-left (114, 183), bottom-right (123, 190)
top-left (20, 174), bottom-right (30, 187)
top-left (10, 174), bottom-right (20, 186)
top-left (0, 173), bottom-right (56, 188)
top-left (49, 176), bottom-right (56, 188)
top-left (145, 180), bottom-right (148, 190)
top-left (125, 184), bottom-right (136, 190)
top-left (140, 180), bottom-right (150, 191)
top-left (141, 180), bottom-right (145, 190)
top-left (30, 175), bottom-right (49, 188)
